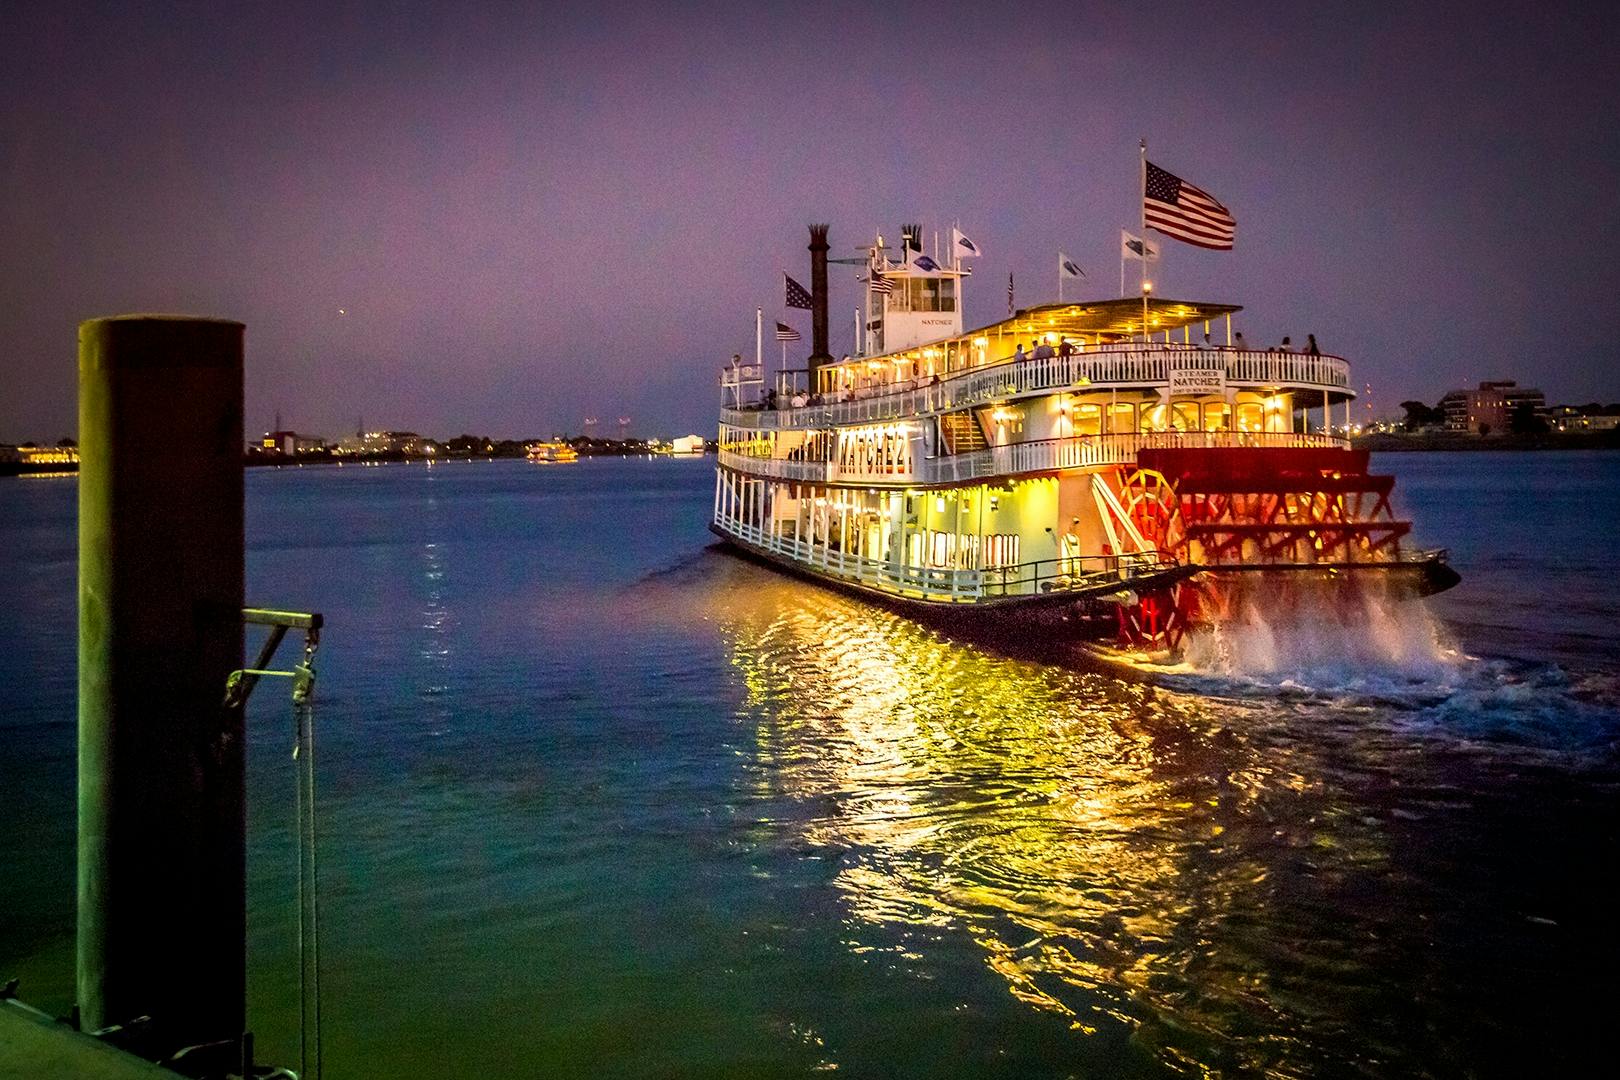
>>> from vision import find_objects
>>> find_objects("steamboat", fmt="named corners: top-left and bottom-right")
top-left (711, 224), bottom-right (1457, 655)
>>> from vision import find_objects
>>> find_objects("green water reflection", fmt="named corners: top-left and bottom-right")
top-left (711, 565), bottom-right (1403, 1075)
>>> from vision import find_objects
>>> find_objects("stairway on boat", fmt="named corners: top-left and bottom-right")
top-left (940, 411), bottom-right (988, 454)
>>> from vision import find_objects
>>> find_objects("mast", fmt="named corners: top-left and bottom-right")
top-left (1139, 139), bottom-right (1149, 342)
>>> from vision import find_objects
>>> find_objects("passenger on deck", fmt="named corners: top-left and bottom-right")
top-left (1033, 340), bottom-right (1055, 360)
top-left (1278, 336), bottom-right (1294, 353)
top-left (1057, 338), bottom-right (1075, 358)
top-left (1233, 331), bottom-right (1248, 351)
top-left (1200, 331), bottom-right (1215, 350)
top-left (1013, 342), bottom-right (1027, 363)
top-left (765, 388), bottom-right (778, 409)
top-left (1306, 334), bottom-right (1321, 356)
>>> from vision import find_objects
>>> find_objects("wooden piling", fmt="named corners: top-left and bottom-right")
top-left (77, 315), bottom-right (245, 1053)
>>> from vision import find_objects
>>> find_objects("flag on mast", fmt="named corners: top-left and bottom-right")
top-left (1144, 161), bottom-right (1236, 249)
top-left (784, 273), bottom-right (813, 309)
top-left (866, 273), bottom-right (894, 295)
top-left (1120, 229), bottom-right (1160, 261)
top-left (774, 321), bottom-right (801, 342)
top-left (951, 227), bottom-right (981, 259)
top-left (908, 250), bottom-right (941, 274)
top-left (1059, 253), bottom-right (1085, 279)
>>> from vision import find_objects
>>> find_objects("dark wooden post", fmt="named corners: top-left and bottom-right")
top-left (77, 315), bottom-right (246, 1053)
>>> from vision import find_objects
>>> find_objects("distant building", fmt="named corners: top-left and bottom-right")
top-left (258, 430), bottom-right (326, 455)
top-left (334, 430), bottom-right (425, 456)
top-left (1548, 404), bottom-right (1620, 432)
top-left (670, 434), bottom-right (706, 456)
top-left (1439, 380), bottom-right (1545, 434)
top-left (6, 443), bottom-right (80, 466)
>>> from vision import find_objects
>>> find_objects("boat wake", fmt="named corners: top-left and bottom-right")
top-left (1178, 576), bottom-right (1462, 687)
top-left (1139, 579), bottom-right (1620, 751)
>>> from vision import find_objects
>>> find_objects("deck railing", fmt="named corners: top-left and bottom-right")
top-left (721, 430), bottom-right (1349, 487)
top-left (720, 346), bottom-right (1351, 431)
top-left (720, 519), bottom-right (984, 602)
top-left (717, 520), bottom-right (1179, 603)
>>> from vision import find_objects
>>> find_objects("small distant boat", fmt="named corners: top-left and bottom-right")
top-left (526, 440), bottom-right (579, 464)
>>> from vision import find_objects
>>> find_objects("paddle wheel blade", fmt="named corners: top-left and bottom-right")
top-left (1107, 446), bottom-right (1457, 655)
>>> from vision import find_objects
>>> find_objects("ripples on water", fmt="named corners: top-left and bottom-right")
top-left (2, 456), bottom-right (1618, 1078)
top-left (634, 548), bottom-right (1620, 1077)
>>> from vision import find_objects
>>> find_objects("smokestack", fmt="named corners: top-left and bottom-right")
top-left (808, 224), bottom-right (831, 376)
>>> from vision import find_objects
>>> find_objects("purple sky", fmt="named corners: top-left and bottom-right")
top-left (3, 1), bottom-right (1617, 441)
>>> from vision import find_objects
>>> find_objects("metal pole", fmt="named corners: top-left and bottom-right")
top-left (77, 315), bottom-right (245, 1051)
top-left (1140, 139), bottom-right (1149, 342)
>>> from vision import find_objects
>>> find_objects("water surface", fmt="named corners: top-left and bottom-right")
top-left (1, 452), bottom-right (1615, 1077)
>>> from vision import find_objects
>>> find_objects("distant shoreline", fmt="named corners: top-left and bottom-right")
top-left (6, 434), bottom-right (1616, 480)
top-left (1353, 431), bottom-right (1620, 452)
top-left (1, 450), bottom-right (711, 478)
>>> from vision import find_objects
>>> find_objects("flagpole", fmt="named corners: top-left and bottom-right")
top-left (1140, 139), bottom-right (1149, 343)
top-left (755, 306), bottom-right (764, 396)
top-left (1120, 232), bottom-right (1126, 298)
top-left (1058, 253), bottom-right (1064, 304)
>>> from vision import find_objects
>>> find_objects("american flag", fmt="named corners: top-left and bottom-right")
top-left (774, 321), bottom-right (801, 342)
top-left (867, 273), bottom-right (894, 295)
top-left (1144, 161), bottom-right (1236, 250)
top-left (784, 273), bottom-right (813, 310)
top-left (1007, 272), bottom-right (1014, 314)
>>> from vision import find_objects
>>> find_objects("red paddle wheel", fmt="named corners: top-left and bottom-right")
top-left (1109, 447), bottom-right (1425, 653)
top-left (1113, 466), bottom-right (1196, 653)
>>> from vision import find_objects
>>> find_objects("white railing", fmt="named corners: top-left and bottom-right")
top-left (718, 519), bottom-right (984, 602)
top-left (720, 430), bottom-right (1350, 486)
top-left (715, 519), bottom-right (1187, 604)
top-left (716, 449), bottom-right (833, 482)
top-left (720, 346), bottom-right (1352, 431)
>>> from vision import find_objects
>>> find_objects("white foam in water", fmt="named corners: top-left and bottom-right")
top-left (1179, 575), bottom-right (1464, 689)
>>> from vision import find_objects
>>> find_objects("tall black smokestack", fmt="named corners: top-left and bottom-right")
top-left (808, 224), bottom-right (831, 377)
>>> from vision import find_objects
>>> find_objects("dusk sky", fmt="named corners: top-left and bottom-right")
top-left (3, 1), bottom-right (1617, 442)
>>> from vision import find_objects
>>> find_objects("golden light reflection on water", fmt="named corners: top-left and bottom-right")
top-left (678, 552), bottom-right (1398, 1069)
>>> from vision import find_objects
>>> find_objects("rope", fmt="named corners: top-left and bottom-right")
top-left (293, 646), bottom-right (322, 1080)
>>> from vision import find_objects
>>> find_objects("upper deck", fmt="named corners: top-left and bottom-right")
top-left (722, 342), bottom-right (1352, 431)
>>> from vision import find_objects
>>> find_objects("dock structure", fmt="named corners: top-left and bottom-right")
top-left (1, 997), bottom-right (185, 1079)
top-left (76, 315), bottom-right (247, 1062)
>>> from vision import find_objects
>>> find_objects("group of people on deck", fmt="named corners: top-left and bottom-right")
top-left (742, 329), bottom-right (1328, 413)
top-left (1010, 332), bottom-right (1323, 362)
top-left (1229, 332), bottom-right (1322, 355)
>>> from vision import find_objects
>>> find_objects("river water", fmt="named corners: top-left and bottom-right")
top-left (1, 452), bottom-right (1615, 1078)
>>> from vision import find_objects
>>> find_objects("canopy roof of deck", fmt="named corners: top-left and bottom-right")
top-left (990, 297), bottom-right (1243, 342)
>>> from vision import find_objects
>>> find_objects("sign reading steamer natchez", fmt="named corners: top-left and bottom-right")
top-left (1168, 365), bottom-right (1227, 398)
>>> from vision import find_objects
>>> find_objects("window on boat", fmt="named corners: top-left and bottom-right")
top-left (984, 533), bottom-right (1021, 569)
top-left (898, 276), bottom-right (957, 313)
top-left (1073, 403), bottom-right (1103, 436)
top-left (1109, 402), bottom-right (1137, 434)
top-left (1171, 402), bottom-right (1201, 432)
